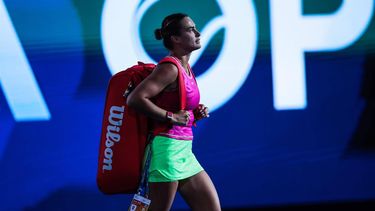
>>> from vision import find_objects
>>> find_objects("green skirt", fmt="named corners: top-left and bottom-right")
top-left (148, 136), bottom-right (203, 182)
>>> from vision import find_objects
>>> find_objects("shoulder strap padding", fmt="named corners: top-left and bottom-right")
top-left (158, 57), bottom-right (186, 110)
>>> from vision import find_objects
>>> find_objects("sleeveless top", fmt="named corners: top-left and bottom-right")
top-left (152, 56), bottom-right (200, 140)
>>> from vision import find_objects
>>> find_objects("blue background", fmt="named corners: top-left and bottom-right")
top-left (1, 0), bottom-right (375, 210)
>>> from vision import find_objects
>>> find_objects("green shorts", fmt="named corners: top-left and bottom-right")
top-left (148, 136), bottom-right (204, 182)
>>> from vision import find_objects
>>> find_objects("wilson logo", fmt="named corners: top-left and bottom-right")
top-left (102, 105), bottom-right (125, 171)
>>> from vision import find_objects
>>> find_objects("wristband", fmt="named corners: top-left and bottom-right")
top-left (166, 111), bottom-right (173, 123)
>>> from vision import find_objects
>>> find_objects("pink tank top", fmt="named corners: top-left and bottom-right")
top-left (153, 56), bottom-right (200, 140)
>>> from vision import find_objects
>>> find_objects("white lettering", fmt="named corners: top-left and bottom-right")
top-left (108, 106), bottom-right (124, 126)
top-left (0, 0), bottom-right (50, 121)
top-left (102, 105), bottom-right (125, 171)
top-left (103, 148), bottom-right (113, 171)
top-left (106, 129), bottom-right (120, 143)
top-left (270, 0), bottom-right (374, 110)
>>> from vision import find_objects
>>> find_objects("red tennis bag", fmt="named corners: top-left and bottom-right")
top-left (96, 62), bottom-right (155, 194)
top-left (97, 57), bottom-right (187, 194)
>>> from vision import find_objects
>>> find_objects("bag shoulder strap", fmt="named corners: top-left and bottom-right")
top-left (158, 56), bottom-right (187, 110)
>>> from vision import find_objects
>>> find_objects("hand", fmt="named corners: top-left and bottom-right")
top-left (172, 110), bottom-right (191, 126)
top-left (193, 104), bottom-right (209, 121)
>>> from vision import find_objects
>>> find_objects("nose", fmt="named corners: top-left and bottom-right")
top-left (194, 28), bottom-right (200, 37)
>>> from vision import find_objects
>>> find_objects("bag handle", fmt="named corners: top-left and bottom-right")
top-left (137, 134), bottom-right (154, 197)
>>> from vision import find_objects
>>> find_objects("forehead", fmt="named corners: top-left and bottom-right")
top-left (179, 17), bottom-right (195, 27)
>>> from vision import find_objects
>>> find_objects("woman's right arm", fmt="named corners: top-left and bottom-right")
top-left (127, 63), bottom-right (189, 125)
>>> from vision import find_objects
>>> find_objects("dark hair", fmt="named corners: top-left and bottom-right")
top-left (154, 13), bottom-right (189, 50)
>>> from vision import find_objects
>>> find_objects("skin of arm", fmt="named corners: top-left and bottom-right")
top-left (127, 62), bottom-right (189, 125)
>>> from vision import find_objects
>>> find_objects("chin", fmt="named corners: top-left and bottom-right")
top-left (193, 44), bottom-right (201, 51)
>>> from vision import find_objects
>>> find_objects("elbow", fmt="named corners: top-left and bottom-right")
top-left (127, 92), bottom-right (146, 109)
top-left (126, 93), bottom-right (137, 108)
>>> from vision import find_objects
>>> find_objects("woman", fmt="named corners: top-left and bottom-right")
top-left (127, 13), bottom-right (221, 211)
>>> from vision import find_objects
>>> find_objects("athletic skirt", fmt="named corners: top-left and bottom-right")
top-left (148, 135), bottom-right (204, 182)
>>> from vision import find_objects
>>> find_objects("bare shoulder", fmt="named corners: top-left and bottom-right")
top-left (139, 62), bottom-right (179, 90)
top-left (128, 61), bottom-right (179, 99)
top-left (153, 62), bottom-right (178, 80)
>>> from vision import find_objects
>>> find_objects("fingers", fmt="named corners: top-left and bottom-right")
top-left (204, 106), bottom-right (210, 117)
top-left (199, 106), bottom-right (209, 118)
top-left (184, 111), bottom-right (190, 126)
top-left (177, 107), bottom-right (210, 126)
top-left (175, 110), bottom-right (190, 126)
top-left (184, 111), bottom-right (190, 118)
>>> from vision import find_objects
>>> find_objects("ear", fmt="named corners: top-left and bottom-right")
top-left (171, 35), bottom-right (181, 44)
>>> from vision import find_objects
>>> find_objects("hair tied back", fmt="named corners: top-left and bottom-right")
top-left (154, 28), bottom-right (163, 40)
